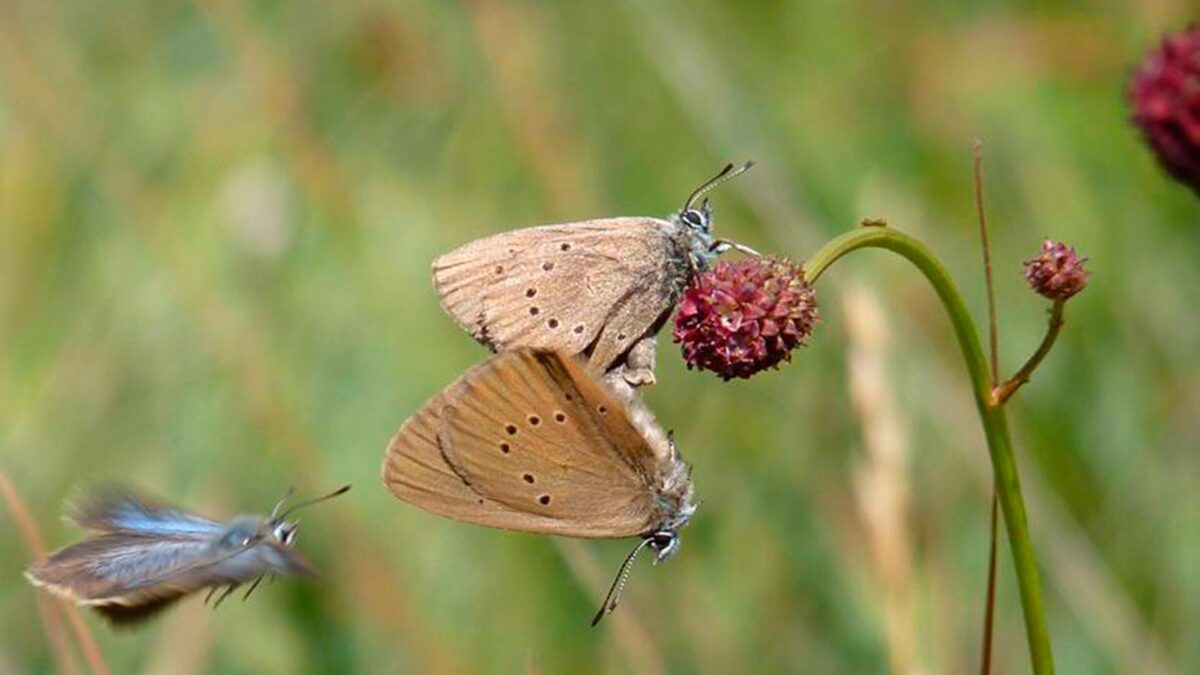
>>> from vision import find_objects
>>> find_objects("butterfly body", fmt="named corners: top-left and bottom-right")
top-left (25, 486), bottom-right (346, 626)
top-left (433, 163), bottom-right (753, 385)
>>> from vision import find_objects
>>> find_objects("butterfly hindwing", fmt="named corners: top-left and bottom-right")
top-left (26, 533), bottom-right (215, 605)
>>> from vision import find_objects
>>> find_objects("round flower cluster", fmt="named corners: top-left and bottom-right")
top-left (1023, 240), bottom-right (1089, 301)
top-left (673, 257), bottom-right (818, 380)
top-left (1129, 24), bottom-right (1200, 195)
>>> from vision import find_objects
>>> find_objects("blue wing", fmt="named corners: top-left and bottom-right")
top-left (66, 486), bottom-right (222, 537)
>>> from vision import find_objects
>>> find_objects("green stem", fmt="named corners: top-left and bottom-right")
top-left (803, 226), bottom-right (1055, 675)
top-left (993, 301), bottom-right (1066, 405)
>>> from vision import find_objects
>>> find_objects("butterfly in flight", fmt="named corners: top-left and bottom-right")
top-left (25, 484), bottom-right (349, 626)
top-left (382, 349), bottom-right (695, 624)
top-left (433, 162), bottom-right (757, 389)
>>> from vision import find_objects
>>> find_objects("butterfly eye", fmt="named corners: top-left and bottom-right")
top-left (649, 532), bottom-right (679, 562)
top-left (272, 522), bottom-right (298, 546)
top-left (681, 208), bottom-right (705, 233)
top-left (681, 209), bottom-right (706, 230)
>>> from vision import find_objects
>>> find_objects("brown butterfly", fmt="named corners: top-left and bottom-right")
top-left (433, 162), bottom-right (756, 388)
top-left (382, 349), bottom-right (695, 624)
top-left (25, 485), bottom-right (349, 626)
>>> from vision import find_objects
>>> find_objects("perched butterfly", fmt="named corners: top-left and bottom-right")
top-left (433, 162), bottom-right (757, 388)
top-left (382, 349), bottom-right (695, 624)
top-left (25, 484), bottom-right (350, 626)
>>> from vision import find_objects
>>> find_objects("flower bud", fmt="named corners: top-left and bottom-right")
top-left (1023, 240), bottom-right (1089, 301)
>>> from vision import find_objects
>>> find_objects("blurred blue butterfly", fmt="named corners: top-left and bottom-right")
top-left (25, 484), bottom-right (349, 626)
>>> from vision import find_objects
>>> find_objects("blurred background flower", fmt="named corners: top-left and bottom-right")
top-left (0, 2), bottom-right (1196, 674)
top-left (1130, 24), bottom-right (1200, 196)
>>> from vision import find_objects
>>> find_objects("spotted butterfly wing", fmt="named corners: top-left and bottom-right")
top-left (382, 349), bottom-right (692, 538)
top-left (433, 219), bottom-right (692, 373)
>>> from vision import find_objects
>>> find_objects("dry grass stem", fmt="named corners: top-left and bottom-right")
top-left (0, 472), bottom-right (109, 675)
top-left (842, 284), bottom-right (925, 675)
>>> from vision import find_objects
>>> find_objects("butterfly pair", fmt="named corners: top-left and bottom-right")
top-left (26, 485), bottom-right (349, 625)
top-left (384, 163), bottom-right (755, 623)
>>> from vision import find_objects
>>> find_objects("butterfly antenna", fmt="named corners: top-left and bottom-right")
top-left (274, 484), bottom-right (351, 522)
top-left (591, 537), bottom-right (656, 626)
top-left (683, 160), bottom-right (756, 211)
top-left (270, 486), bottom-right (295, 520)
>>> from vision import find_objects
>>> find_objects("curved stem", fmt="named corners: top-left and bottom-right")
top-left (803, 227), bottom-right (1055, 675)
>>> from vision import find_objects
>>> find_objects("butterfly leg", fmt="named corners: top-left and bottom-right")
top-left (212, 585), bottom-right (237, 609)
top-left (243, 574), bottom-right (266, 601)
top-left (619, 335), bottom-right (658, 388)
top-left (204, 586), bottom-right (220, 606)
top-left (709, 239), bottom-right (761, 257)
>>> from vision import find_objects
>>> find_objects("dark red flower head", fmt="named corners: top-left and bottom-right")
top-left (673, 257), bottom-right (818, 380)
top-left (1129, 24), bottom-right (1200, 195)
top-left (1023, 240), bottom-right (1089, 301)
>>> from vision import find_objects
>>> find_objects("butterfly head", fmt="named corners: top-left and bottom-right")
top-left (264, 484), bottom-right (350, 548)
top-left (678, 161), bottom-right (755, 269)
top-left (649, 446), bottom-right (696, 564)
top-left (270, 520), bottom-right (299, 547)
top-left (679, 200), bottom-right (714, 237)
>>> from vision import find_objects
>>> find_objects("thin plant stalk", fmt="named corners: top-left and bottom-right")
top-left (981, 493), bottom-right (1000, 675)
top-left (0, 473), bottom-right (110, 675)
top-left (993, 301), bottom-right (1066, 404)
top-left (974, 141), bottom-right (1000, 675)
top-left (804, 226), bottom-right (1055, 675)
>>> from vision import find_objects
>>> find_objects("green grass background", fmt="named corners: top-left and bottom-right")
top-left (2, 1), bottom-right (1198, 673)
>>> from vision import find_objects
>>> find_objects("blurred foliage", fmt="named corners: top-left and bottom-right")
top-left (1, 1), bottom-right (1198, 673)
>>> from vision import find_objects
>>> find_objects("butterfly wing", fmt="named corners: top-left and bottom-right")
top-left (26, 533), bottom-right (214, 622)
top-left (384, 358), bottom-right (568, 533)
top-left (433, 218), bottom-right (690, 371)
top-left (439, 350), bottom-right (671, 538)
top-left (27, 517), bottom-right (311, 625)
top-left (385, 349), bottom-right (674, 538)
top-left (66, 486), bottom-right (224, 537)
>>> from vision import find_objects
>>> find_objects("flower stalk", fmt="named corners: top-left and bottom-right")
top-left (993, 300), bottom-right (1065, 405)
top-left (803, 226), bottom-right (1056, 675)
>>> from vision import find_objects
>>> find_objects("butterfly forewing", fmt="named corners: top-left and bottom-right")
top-left (67, 486), bottom-right (223, 536)
top-left (433, 219), bottom-right (686, 371)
